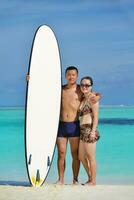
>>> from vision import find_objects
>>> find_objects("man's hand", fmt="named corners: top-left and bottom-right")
top-left (26, 75), bottom-right (30, 81)
top-left (90, 93), bottom-right (101, 104)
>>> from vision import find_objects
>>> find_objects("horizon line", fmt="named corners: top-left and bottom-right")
top-left (0, 104), bottom-right (134, 109)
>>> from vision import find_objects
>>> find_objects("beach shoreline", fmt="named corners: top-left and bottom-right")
top-left (0, 184), bottom-right (134, 200)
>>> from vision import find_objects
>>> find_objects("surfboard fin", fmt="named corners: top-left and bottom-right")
top-left (28, 154), bottom-right (32, 165)
top-left (36, 169), bottom-right (40, 183)
top-left (47, 156), bottom-right (51, 167)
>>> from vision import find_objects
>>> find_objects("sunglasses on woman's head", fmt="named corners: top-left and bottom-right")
top-left (80, 84), bottom-right (92, 88)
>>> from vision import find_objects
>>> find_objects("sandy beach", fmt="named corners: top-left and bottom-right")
top-left (0, 184), bottom-right (134, 200)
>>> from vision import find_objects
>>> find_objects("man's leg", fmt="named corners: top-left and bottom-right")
top-left (56, 137), bottom-right (68, 184)
top-left (69, 137), bottom-right (80, 184)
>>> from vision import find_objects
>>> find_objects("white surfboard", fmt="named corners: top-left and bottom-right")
top-left (25, 25), bottom-right (61, 187)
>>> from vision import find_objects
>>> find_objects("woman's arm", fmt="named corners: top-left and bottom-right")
top-left (91, 101), bottom-right (99, 135)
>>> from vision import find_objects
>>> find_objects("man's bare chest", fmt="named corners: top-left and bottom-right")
top-left (62, 90), bottom-right (80, 103)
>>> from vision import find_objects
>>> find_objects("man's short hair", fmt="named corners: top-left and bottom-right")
top-left (65, 66), bottom-right (78, 75)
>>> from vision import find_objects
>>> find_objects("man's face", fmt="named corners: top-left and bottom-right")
top-left (65, 70), bottom-right (78, 85)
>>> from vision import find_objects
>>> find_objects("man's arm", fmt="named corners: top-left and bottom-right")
top-left (95, 92), bottom-right (102, 100)
top-left (90, 92), bottom-right (102, 104)
top-left (26, 75), bottom-right (30, 81)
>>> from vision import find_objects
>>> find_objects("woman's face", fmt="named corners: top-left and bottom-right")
top-left (80, 79), bottom-right (92, 94)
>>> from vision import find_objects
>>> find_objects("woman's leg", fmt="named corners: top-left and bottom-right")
top-left (78, 140), bottom-right (91, 181)
top-left (84, 142), bottom-right (96, 185)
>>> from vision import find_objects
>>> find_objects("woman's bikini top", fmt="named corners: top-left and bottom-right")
top-left (78, 100), bottom-right (92, 117)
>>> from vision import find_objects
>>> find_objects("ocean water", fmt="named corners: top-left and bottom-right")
top-left (0, 106), bottom-right (134, 185)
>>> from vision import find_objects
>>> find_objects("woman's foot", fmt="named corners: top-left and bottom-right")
top-left (83, 180), bottom-right (96, 186)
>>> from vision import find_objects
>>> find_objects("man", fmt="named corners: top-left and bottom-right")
top-left (56, 66), bottom-right (101, 185)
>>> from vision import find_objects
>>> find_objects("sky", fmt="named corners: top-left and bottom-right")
top-left (0, 0), bottom-right (134, 106)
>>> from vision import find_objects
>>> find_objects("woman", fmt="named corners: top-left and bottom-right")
top-left (78, 76), bottom-right (100, 186)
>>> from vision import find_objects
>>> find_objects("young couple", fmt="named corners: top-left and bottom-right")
top-left (56, 66), bottom-right (100, 186)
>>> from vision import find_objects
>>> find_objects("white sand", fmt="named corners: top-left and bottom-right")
top-left (0, 184), bottom-right (134, 200)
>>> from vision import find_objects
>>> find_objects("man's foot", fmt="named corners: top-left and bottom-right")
top-left (55, 180), bottom-right (64, 185)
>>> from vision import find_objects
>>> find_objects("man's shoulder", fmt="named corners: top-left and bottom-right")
top-left (76, 84), bottom-right (81, 92)
top-left (62, 84), bottom-right (67, 89)
top-left (62, 84), bottom-right (80, 89)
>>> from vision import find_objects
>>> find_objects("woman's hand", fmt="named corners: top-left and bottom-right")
top-left (90, 131), bottom-right (96, 143)
top-left (90, 101), bottom-right (99, 143)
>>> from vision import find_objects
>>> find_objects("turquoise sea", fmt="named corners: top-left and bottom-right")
top-left (0, 106), bottom-right (134, 185)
